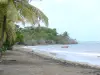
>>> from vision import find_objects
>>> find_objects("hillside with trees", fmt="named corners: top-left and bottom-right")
top-left (16, 26), bottom-right (78, 45)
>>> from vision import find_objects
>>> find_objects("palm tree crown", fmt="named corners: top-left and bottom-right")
top-left (0, 0), bottom-right (48, 45)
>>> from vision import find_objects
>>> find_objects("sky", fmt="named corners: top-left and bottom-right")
top-left (30, 0), bottom-right (100, 41)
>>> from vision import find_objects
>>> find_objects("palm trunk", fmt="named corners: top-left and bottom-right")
top-left (0, 15), bottom-right (6, 58)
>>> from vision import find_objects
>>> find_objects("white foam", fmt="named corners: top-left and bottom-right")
top-left (23, 45), bottom-right (100, 67)
top-left (50, 50), bottom-right (100, 57)
top-left (22, 46), bottom-right (100, 68)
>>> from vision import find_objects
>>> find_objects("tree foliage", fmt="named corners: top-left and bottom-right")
top-left (0, 0), bottom-right (48, 46)
top-left (17, 26), bottom-right (77, 45)
top-left (0, 0), bottom-right (48, 57)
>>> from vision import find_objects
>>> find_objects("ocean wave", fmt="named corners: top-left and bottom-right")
top-left (50, 50), bottom-right (100, 57)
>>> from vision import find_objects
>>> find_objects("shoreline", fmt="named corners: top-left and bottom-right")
top-left (16, 46), bottom-right (100, 69)
top-left (0, 46), bottom-right (100, 75)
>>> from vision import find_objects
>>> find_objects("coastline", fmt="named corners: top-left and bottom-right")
top-left (20, 46), bottom-right (100, 69)
top-left (0, 45), bottom-right (100, 75)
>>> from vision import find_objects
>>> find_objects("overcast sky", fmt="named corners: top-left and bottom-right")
top-left (30, 0), bottom-right (100, 41)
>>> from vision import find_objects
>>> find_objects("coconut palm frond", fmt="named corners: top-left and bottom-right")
top-left (37, 10), bottom-right (48, 26)
top-left (7, 0), bottom-right (19, 22)
top-left (0, 4), bottom-right (7, 18)
top-left (26, 2), bottom-right (48, 26)
top-left (6, 21), bottom-right (16, 44)
top-left (16, 2), bottom-right (38, 25)
top-left (16, 1), bottom-right (48, 26)
top-left (0, 0), bottom-right (49, 47)
top-left (0, 0), bottom-right (8, 4)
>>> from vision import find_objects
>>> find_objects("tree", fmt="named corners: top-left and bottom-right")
top-left (62, 31), bottom-right (68, 37)
top-left (0, 0), bottom-right (48, 57)
top-left (15, 26), bottom-right (24, 44)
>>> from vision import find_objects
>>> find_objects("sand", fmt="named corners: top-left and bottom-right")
top-left (0, 46), bottom-right (100, 75)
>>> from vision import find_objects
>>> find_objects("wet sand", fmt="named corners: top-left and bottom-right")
top-left (0, 46), bottom-right (100, 75)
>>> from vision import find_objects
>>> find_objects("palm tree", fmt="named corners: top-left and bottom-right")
top-left (0, 0), bottom-right (48, 57)
top-left (0, 0), bottom-right (48, 47)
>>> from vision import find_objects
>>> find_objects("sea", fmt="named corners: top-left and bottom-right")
top-left (25, 42), bottom-right (100, 67)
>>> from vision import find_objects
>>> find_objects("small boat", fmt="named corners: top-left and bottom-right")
top-left (61, 46), bottom-right (69, 48)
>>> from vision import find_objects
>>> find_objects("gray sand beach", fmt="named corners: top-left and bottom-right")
top-left (0, 46), bottom-right (100, 75)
